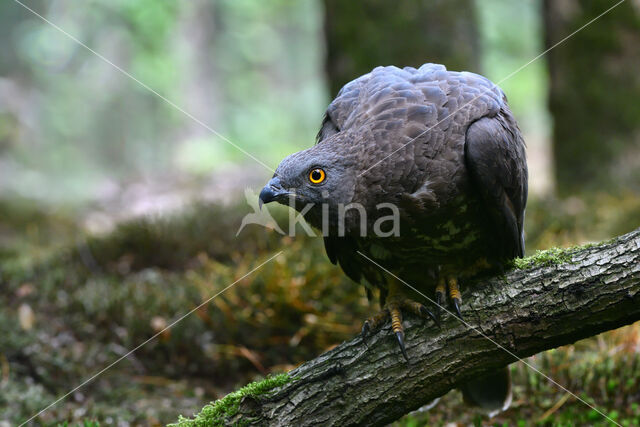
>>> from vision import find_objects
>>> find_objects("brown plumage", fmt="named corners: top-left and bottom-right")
top-left (260, 63), bottom-right (528, 414)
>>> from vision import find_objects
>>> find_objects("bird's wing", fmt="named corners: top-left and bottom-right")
top-left (316, 112), bottom-right (340, 143)
top-left (465, 114), bottom-right (528, 258)
top-left (323, 235), bottom-right (364, 283)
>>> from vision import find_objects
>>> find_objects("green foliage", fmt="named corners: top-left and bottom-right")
top-left (171, 373), bottom-right (291, 426)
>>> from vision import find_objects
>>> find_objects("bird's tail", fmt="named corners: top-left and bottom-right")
top-left (459, 366), bottom-right (512, 417)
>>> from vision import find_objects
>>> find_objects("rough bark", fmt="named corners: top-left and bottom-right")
top-left (323, 0), bottom-right (480, 96)
top-left (232, 228), bottom-right (640, 426)
top-left (544, 0), bottom-right (640, 195)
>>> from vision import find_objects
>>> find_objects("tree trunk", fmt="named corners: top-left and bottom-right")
top-left (323, 0), bottom-right (480, 96)
top-left (224, 228), bottom-right (640, 426)
top-left (544, 0), bottom-right (640, 195)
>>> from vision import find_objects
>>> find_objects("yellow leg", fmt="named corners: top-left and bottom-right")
top-left (388, 303), bottom-right (407, 360)
top-left (447, 277), bottom-right (463, 319)
top-left (389, 304), bottom-right (403, 335)
top-left (361, 279), bottom-right (438, 361)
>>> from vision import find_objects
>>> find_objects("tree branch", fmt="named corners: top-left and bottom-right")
top-left (209, 229), bottom-right (640, 426)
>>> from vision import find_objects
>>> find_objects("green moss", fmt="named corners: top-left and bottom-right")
top-left (170, 373), bottom-right (291, 426)
top-left (511, 247), bottom-right (572, 269)
top-left (511, 242), bottom-right (598, 270)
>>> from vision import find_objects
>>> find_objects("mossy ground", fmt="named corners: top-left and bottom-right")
top-left (1, 192), bottom-right (639, 425)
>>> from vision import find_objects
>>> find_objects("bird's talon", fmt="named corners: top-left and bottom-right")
top-left (435, 277), bottom-right (446, 321)
top-left (435, 291), bottom-right (444, 313)
top-left (395, 331), bottom-right (409, 361)
top-left (420, 305), bottom-right (440, 328)
top-left (361, 320), bottom-right (370, 336)
top-left (361, 321), bottom-right (371, 348)
top-left (361, 298), bottom-right (439, 360)
top-left (446, 277), bottom-right (464, 319)
top-left (452, 298), bottom-right (463, 319)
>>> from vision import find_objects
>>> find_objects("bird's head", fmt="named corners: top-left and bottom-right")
top-left (259, 135), bottom-right (358, 228)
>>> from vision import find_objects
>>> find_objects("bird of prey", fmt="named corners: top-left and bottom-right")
top-left (259, 63), bottom-right (528, 413)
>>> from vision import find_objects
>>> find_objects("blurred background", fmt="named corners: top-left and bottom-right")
top-left (0, 0), bottom-right (639, 425)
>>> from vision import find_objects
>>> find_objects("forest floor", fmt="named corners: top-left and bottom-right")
top-left (1, 192), bottom-right (640, 426)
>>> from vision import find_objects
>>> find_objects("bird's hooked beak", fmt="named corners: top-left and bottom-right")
top-left (259, 176), bottom-right (289, 209)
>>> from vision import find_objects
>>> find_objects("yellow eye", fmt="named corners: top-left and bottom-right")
top-left (309, 168), bottom-right (326, 184)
